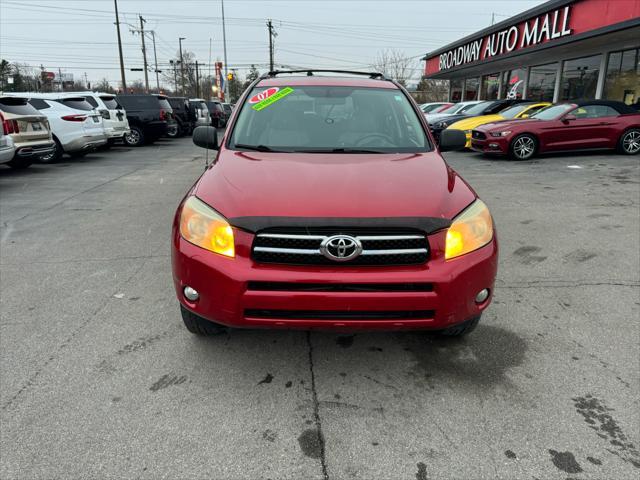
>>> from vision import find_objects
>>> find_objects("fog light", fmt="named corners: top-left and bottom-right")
top-left (183, 286), bottom-right (199, 301)
top-left (475, 289), bottom-right (489, 304)
top-left (489, 143), bottom-right (499, 149)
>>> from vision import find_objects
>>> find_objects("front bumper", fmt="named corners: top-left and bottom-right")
top-left (470, 135), bottom-right (509, 154)
top-left (171, 227), bottom-right (498, 331)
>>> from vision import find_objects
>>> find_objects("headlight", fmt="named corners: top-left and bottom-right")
top-left (490, 131), bottom-right (511, 137)
top-left (445, 199), bottom-right (493, 260)
top-left (179, 196), bottom-right (235, 257)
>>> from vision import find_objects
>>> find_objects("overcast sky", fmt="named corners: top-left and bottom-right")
top-left (0, 0), bottom-right (545, 87)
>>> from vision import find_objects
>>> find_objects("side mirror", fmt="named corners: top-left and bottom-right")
top-left (563, 114), bottom-right (577, 123)
top-left (439, 129), bottom-right (467, 152)
top-left (192, 126), bottom-right (218, 150)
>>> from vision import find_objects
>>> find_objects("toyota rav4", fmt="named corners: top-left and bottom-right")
top-left (172, 70), bottom-right (498, 337)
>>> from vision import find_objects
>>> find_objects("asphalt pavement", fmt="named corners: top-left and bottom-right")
top-left (1, 138), bottom-right (638, 479)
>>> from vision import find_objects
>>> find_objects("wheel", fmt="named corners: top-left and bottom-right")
top-left (166, 124), bottom-right (179, 138)
top-left (180, 305), bottom-right (227, 336)
top-left (618, 128), bottom-right (640, 155)
top-left (6, 156), bottom-right (32, 169)
top-left (39, 138), bottom-right (63, 163)
top-left (437, 316), bottom-right (481, 337)
top-left (509, 134), bottom-right (537, 160)
top-left (123, 126), bottom-right (144, 147)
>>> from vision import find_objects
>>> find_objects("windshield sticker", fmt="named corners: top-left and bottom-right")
top-left (249, 87), bottom-right (279, 104)
top-left (252, 87), bottom-right (294, 111)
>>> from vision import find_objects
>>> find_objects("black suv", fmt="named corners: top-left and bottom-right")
top-left (168, 97), bottom-right (195, 138)
top-left (116, 94), bottom-right (169, 146)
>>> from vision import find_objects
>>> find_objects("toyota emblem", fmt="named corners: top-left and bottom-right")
top-left (320, 235), bottom-right (362, 262)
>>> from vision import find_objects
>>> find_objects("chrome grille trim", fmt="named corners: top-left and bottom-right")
top-left (253, 246), bottom-right (428, 256)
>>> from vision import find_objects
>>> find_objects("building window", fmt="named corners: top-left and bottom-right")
top-left (604, 48), bottom-right (640, 105)
top-left (527, 63), bottom-right (558, 101)
top-left (450, 79), bottom-right (463, 102)
top-left (501, 69), bottom-right (526, 99)
top-left (481, 73), bottom-right (500, 100)
top-left (464, 77), bottom-right (479, 100)
top-left (560, 54), bottom-right (602, 100)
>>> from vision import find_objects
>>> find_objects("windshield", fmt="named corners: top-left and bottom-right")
top-left (421, 103), bottom-right (441, 113)
top-left (462, 102), bottom-right (493, 116)
top-left (229, 85), bottom-right (430, 153)
top-left (499, 104), bottom-right (530, 119)
top-left (531, 104), bottom-right (575, 120)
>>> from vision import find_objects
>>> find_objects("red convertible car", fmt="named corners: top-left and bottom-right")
top-left (471, 100), bottom-right (640, 160)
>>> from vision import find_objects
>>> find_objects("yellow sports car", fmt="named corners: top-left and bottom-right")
top-left (447, 102), bottom-right (551, 148)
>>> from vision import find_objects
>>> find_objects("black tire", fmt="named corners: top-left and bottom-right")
top-left (123, 126), bottom-right (145, 147)
top-left (617, 128), bottom-right (640, 155)
top-left (166, 124), bottom-right (179, 138)
top-left (6, 156), bottom-right (32, 169)
top-left (180, 305), bottom-right (228, 336)
top-left (437, 316), bottom-right (481, 337)
top-left (39, 137), bottom-right (63, 163)
top-left (509, 134), bottom-right (537, 160)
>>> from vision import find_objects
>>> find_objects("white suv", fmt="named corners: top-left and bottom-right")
top-left (69, 91), bottom-right (130, 144)
top-left (10, 93), bottom-right (108, 162)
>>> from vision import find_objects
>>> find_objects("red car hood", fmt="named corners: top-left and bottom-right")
top-left (478, 118), bottom-right (542, 131)
top-left (194, 150), bottom-right (476, 222)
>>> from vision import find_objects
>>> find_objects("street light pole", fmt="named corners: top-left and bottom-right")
top-left (113, 0), bottom-right (126, 92)
top-left (179, 37), bottom-right (186, 95)
top-left (139, 15), bottom-right (149, 93)
top-left (221, 0), bottom-right (229, 101)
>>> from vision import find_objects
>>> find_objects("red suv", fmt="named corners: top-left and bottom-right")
top-left (172, 70), bottom-right (498, 337)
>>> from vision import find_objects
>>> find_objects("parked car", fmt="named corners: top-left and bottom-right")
top-left (420, 102), bottom-right (453, 113)
top-left (428, 99), bottom-right (528, 142)
top-left (189, 98), bottom-right (211, 128)
top-left (172, 70), bottom-right (496, 337)
top-left (157, 95), bottom-right (178, 138)
top-left (7, 93), bottom-right (106, 162)
top-left (207, 100), bottom-right (226, 128)
top-left (71, 92), bottom-right (130, 145)
top-left (115, 94), bottom-right (168, 146)
top-left (0, 96), bottom-right (55, 168)
top-left (448, 102), bottom-right (551, 148)
top-left (471, 100), bottom-right (640, 160)
top-left (221, 102), bottom-right (233, 119)
top-left (168, 97), bottom-right (195, 137)
top-left (424, 100), bottom-right (483, 122)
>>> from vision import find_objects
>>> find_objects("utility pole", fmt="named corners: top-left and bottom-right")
top-left (84, 72), bottom-right (89, 89)
top-left (113, 0), bottom-right (126, 92)
top-left (491, 13), bottom-right (495, 25)
top-left (58, 67), bottom-right (63, 92)
top-left (267, 19), bottom-right (276, 72)
top-left (195, 61), bottom-right (200, 98)
top-left (179, 37), bottom-right (186, 95)
top-left (139, 15), bottom-right (149, 93)
top-left (221, 0), bottom-right (229, 100)
top-left (150, 30), bottom-right (160, 92)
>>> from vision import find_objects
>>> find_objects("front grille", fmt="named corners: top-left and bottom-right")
top-left (472, 130), bottom-right (486, 140)
top-left (247, 282), bottom-right (433, 292)
top-left (252, 229), bottom-right (429, 266)
top-left (245, 309), bottom-right (435, 320)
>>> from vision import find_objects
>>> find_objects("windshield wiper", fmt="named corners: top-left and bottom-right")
top-left (233, 143), bottom-right (278, 152)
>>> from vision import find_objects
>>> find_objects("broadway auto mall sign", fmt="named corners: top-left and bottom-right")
top-left (437, 6), bottom-right (572, 71)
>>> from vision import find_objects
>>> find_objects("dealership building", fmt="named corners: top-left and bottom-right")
top-left (422, 0), bottom-right (640, 105)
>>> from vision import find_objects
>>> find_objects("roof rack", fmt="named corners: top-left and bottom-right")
top-left (261, 69), bottom-right (387, 80)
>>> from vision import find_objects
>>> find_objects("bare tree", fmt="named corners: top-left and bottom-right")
top-left (411, 78), bottom-right (450, 103)
top-left (372, 49), bottom-right (414, 86)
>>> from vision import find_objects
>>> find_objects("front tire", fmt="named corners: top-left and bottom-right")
top-left (166, 124), bottom-right (179, 138)
top-left (437, 316), bottom-right (481, 337)
top-left (509, 134), bottom-right (537, 160)
top-left (123, 126), bottom-right (145, 147)
top-left (180, 305), bottom-right (227, 336)
top-left (618, 128), bottom-right (640, 155)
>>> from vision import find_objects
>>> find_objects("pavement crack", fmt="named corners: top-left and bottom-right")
top-left (306, 331), bottom-right (329, 480)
